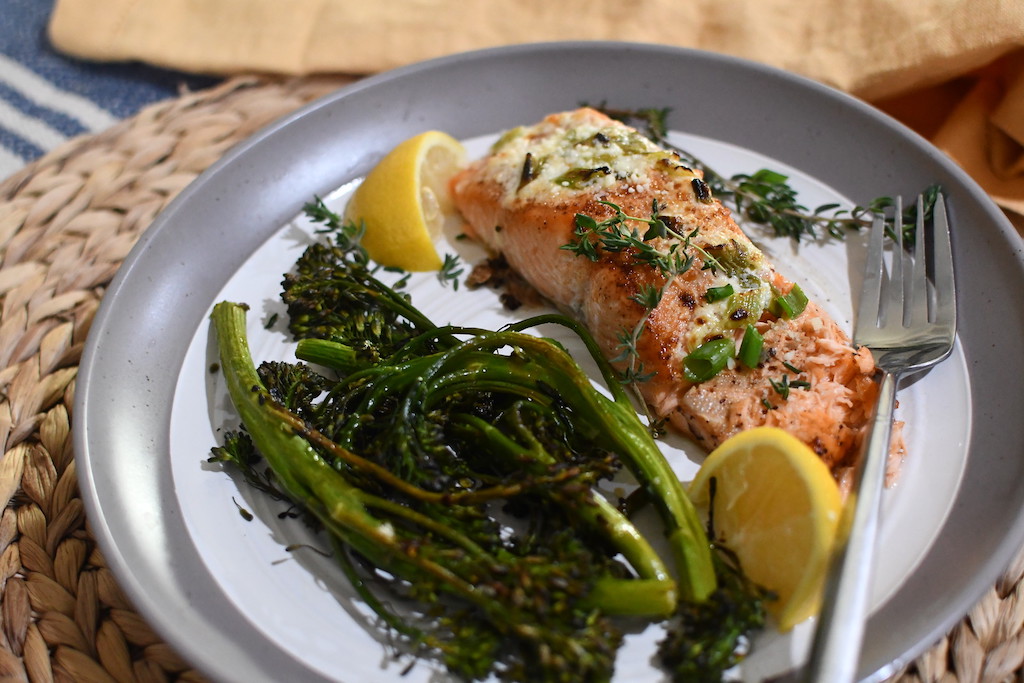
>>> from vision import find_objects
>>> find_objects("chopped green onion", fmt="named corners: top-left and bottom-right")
top-left (769, 283), bottom-right (808, 319)
top-left (782, 360), bottom-right (802, 374)
top-left (737, 325), bottom-right (763, 369)
top-left (790, 380), bottom-right (812, 389)
top-left (704, 284), bottom-right (735, 303)
top-left (683, 338), bottom-right (734, 383)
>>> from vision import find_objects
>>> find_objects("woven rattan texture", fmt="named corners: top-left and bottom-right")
top-left (0, 74), bottom-right (1018, 683)
top-left (0, 75), bottom-right (349, 683)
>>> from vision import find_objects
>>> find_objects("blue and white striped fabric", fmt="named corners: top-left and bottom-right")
top-left (0, 0), bottom-right (219, 180)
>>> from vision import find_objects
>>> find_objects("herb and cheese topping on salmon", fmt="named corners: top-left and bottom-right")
top-left (451, 107), bottom-right (903, 476)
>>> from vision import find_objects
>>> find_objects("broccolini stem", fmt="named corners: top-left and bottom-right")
top-left (330, 537), bottom-right (427, 639)
top-left (210, 302), bottom-right (364, 517)
top-left (292, 338), bottom-right (360, 373)
top-left (504, 313), bottom-right (633, 406)
top-left (406, 329), bottom-right (716, 602)
top-left (452, 412), bottom-right (675, 589)
top-left (583, 578), bottom-right (680, 616)
top-left (298, 335), bottom-right (677, 610)
top-left (211, 302), bottom-right (479, 584)
top-left (251, 387), bottom-right (593, 508)
top-left (212, 301), bottom-right (680, 636)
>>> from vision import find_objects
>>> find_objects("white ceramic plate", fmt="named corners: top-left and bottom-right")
top-left (169, 131), bottom-right (971, 681)
top-left (75, 43), bottom-right (1024, 683)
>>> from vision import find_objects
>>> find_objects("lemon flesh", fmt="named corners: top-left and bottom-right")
top-left (688, 426), bottom-right (841, 631)
top-left (344, 130), bottom-right (466, 271)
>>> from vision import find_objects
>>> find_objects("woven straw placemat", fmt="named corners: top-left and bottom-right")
top-left (0, 74), bottom-right (1018, 683)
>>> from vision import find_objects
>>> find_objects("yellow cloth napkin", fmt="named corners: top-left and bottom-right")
top-left (48, 0), bottom-right (1024, 227)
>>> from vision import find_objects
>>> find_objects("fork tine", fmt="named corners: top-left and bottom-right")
top-left (886, 196), bottom-right (905, 327)
top-left (907, 194), bottom-right (929, 327)
top-left (855, 211), bottom-right (886, 336)
top-left (931, 192), bottom-right (956, 329)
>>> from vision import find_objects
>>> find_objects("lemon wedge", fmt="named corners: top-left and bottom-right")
top-left (344, 130), bottom-right (466, 271)
top-left (688, 427), bottom-right (841, 631)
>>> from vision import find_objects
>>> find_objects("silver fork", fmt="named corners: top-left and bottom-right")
top-left (804, 193), bottom-right (957, 682)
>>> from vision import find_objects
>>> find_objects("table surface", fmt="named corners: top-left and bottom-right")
top-left (0, 0), bottom-right (219, 181)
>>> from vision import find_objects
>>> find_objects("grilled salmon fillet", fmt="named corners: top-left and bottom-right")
top-left (451, 107), bottom-right (902, 475)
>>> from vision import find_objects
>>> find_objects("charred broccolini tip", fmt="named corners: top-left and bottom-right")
top-left (659, 547), bottom-right (772, 682)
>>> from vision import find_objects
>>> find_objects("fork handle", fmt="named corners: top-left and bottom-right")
top-left (803, 369), bottom-right (897, 683)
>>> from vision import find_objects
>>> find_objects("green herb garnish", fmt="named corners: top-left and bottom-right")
top-left (769, 374), bottom-right (791, 399)
top-left (769, 284), bottom-right (809, 319)
top-left (738, 325), bottom-right (764, 369)
top-left (705, 284), bottom-right (735, 303)
top-left (563, 200), bottom-right (733, 407)
top-left (438, 253), bottom-right (464, 289)
top-left (597, 105), bottom-right (942, 244)
top-left (684, 338), bottom-right (735, 383)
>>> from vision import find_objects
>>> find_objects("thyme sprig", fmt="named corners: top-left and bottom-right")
top-left (768, 369), bottom-right (811, 402)
top-left (438, 253), bottom-right (464, 290)
top-left (304, 196), bottom-right (464, 292)
top-left (563, 198), bottom-right (724, 275)
top-left (596, 105), bottom-right (942, 244)
top-left (768, 375), bottom-right (792, 400)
